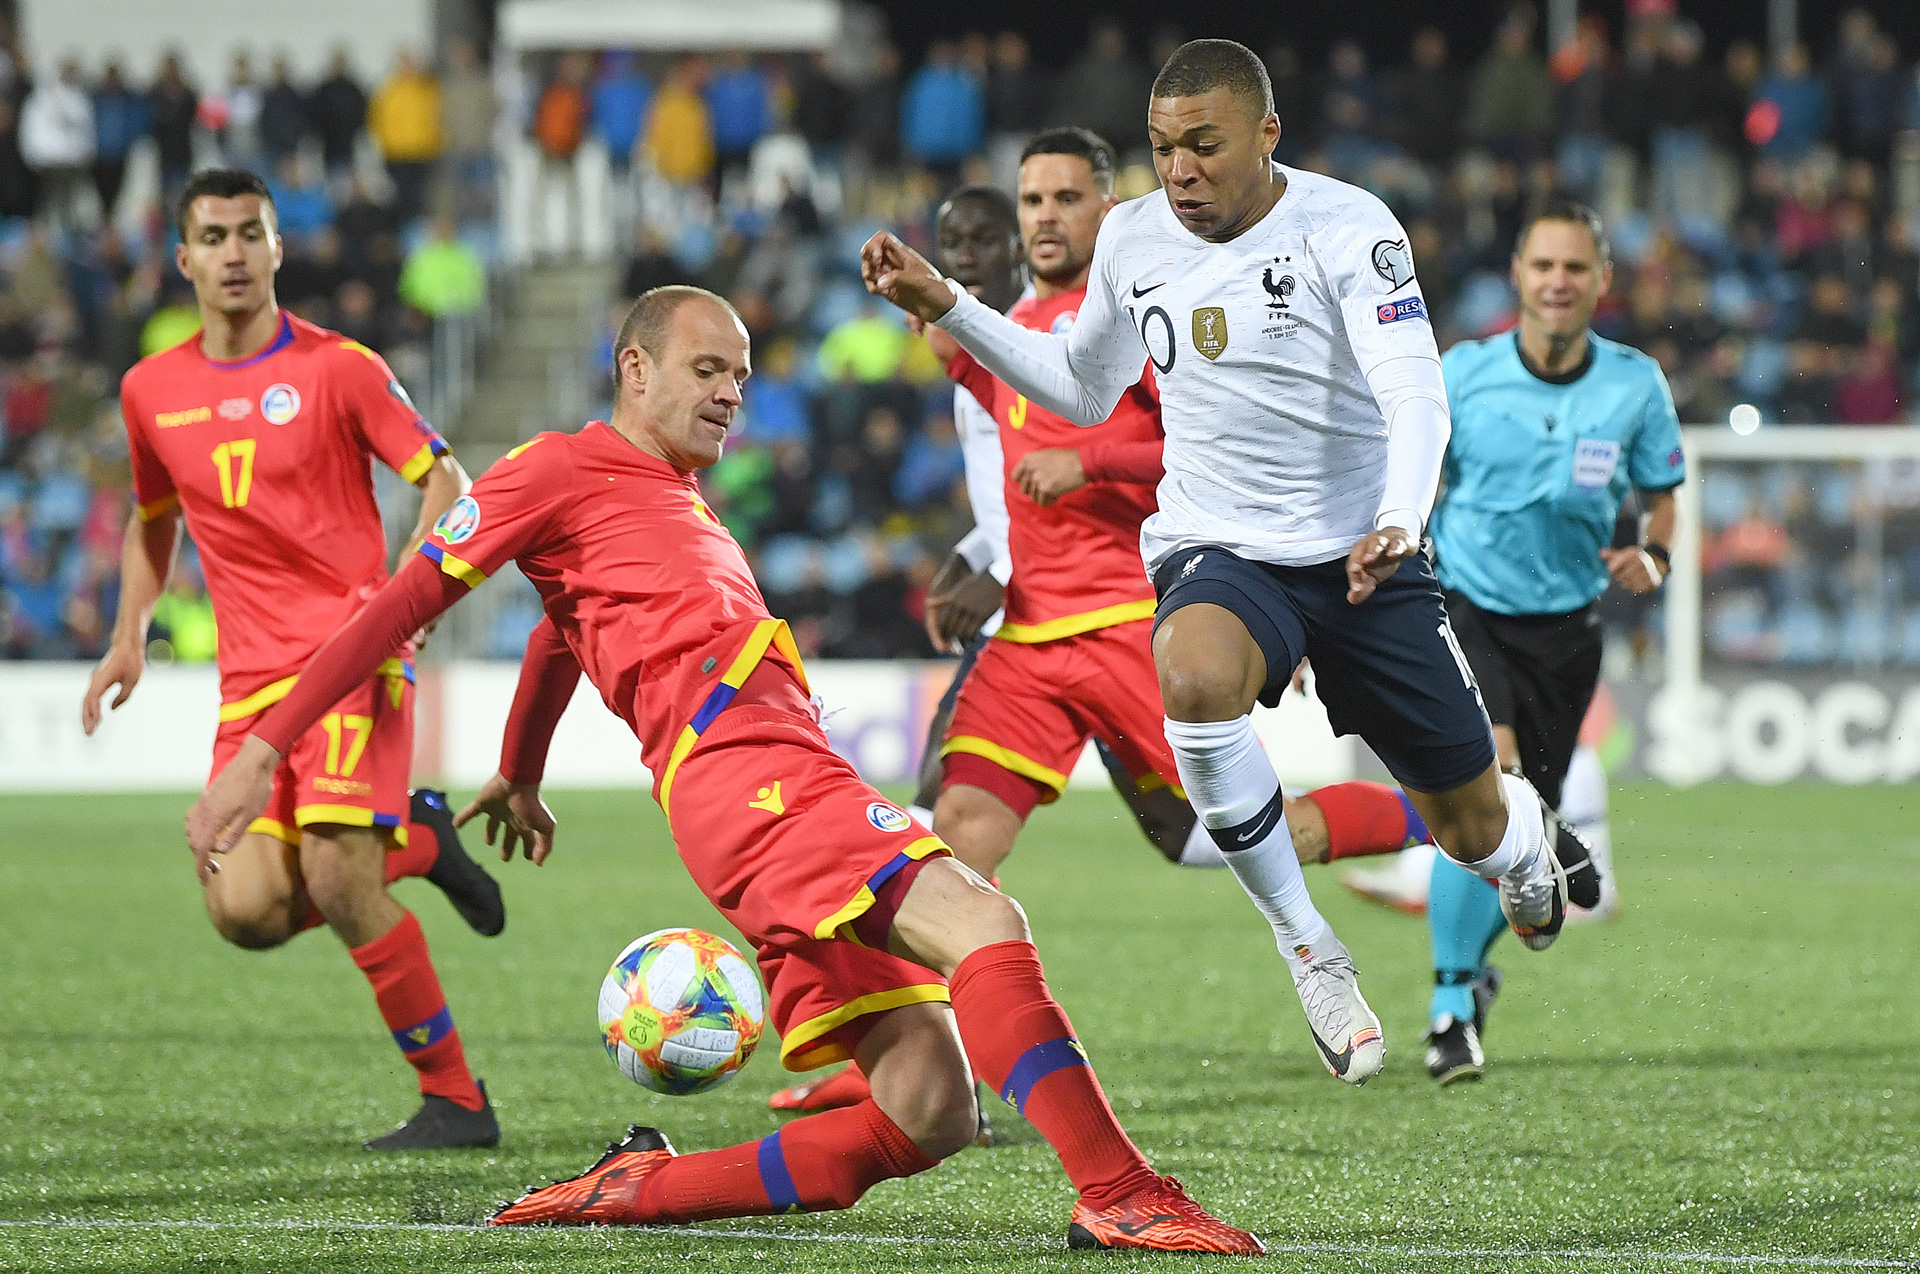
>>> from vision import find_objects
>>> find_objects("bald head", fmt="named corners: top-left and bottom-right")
top-left (616, 285), bottom-right (743, 367)
top-left (610, 286), bottom-right (751, 471)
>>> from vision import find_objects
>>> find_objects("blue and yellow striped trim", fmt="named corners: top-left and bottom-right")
top-left (218, 658), bottom-right (412, 722)
top-left (417, 539), bottom-right (487, 588)
top-left (940, 735), bottom-right (1071, 795)
top-left (778, 983), bottom-right (953, 1072)
top-left (811, 835), bottom-right (948, 942)
top-left (999, 1037), bottom-right (1091, 1113)
top-left (657, 619), bottom-right (810, 816)
top-left (396, 438), bottom-right (451, 484)
top-left (391, 1005), bottom-right (454, 1054)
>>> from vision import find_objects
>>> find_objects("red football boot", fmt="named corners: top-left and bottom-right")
top-left (489, 1125), bottom-right (674, 1226)
top-left (1066, 1175), bottom-right (1265, 1254)
top-left (766, 1064), bottom-right (872, 1112)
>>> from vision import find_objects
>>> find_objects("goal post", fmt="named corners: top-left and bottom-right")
top-left (1657, 425), bottom-right (1920, 786)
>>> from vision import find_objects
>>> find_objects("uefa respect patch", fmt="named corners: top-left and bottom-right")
top-left (1376, 297), bottom-right (1429, 324)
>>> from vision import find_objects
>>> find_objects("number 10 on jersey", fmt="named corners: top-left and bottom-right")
top-left (211, 438), bottom-right (257, 508)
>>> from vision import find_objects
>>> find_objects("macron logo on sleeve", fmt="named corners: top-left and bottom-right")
top-left (1377, 297), bottom-right (1428, 325)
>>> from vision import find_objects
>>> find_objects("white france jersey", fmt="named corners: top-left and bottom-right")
top-left (1111, 168), bottom-right (1438, 568)
top-left (948, 166), bottom-right (1440, 571)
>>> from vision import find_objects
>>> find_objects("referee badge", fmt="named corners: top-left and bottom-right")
top-left (1192, 307), bottom-right (1228, 360)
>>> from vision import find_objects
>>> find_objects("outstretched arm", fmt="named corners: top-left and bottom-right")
top-left (455, 618), bottom-right (577, 865)
top-left (499, 618), bottom-right (581, 787)
top-left (863, 229), bottom-right (1141, 426)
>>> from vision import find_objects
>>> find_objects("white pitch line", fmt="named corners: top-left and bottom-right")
top-left (0, 1219), bottom-right (1913, 1269)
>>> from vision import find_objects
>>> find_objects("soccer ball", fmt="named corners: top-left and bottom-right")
top-left (597, 928), bottom-right (765, 1095)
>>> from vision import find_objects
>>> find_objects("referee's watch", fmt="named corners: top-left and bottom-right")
top-left (1642, 541), bottom-right (1670, 586)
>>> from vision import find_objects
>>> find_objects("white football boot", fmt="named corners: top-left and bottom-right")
top-left (1287, 933), bottom-right (1385, 1084)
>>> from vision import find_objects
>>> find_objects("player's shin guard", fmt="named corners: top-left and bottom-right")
top-left (640, 1100), bottom-right (936, 1222)
top-left (1163, 715), bottom-right (1334, 958)
top-left (350, 911), bottom-right (485, 1111)
top-left (949, 941), bottom-right (1156, 1207)
top-left (1428, 853), bottom-right (1505, 1024)
top-left (1306, 781), bottom-right (1433, 860)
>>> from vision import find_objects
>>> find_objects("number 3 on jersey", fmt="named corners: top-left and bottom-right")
top-left (211, 438), bottom-right (257, 508)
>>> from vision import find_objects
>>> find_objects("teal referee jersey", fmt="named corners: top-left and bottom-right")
top-left (1432, 331), bottom-right (1685, 616)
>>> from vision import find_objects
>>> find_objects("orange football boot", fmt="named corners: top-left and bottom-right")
top-left (489, 1125), bottom-right (674, 1226)
top-left (1066, 1176), bottom-right (1265, 1254)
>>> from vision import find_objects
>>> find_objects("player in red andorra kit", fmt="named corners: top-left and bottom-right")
top-left (769, 131), bottom-right (1435, 1116)
top-left (82, 170), bottom-right (504, 1150)
top-left (188, 287), bottom-right (1264, 1253)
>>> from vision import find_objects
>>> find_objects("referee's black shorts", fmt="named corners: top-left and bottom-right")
top-left (1443, 591), bottom-right (1603, 811)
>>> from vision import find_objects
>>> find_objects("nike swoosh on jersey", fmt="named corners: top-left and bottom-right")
top-left (1130, 280), bottom-right (1167, 297)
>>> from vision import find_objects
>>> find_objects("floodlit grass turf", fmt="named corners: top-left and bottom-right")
top-left (2, 783), bottom-right (1917, 1273)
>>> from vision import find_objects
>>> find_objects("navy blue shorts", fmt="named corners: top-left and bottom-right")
top-left (1152, 546), bottom-right (1497, 794)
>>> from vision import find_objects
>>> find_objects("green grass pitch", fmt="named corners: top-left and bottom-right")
top-left (3, 783), bottom-right (1917, 1272)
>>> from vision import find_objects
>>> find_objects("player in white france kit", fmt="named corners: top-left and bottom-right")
top-left (864, 40), bottom-right (1599, 1085)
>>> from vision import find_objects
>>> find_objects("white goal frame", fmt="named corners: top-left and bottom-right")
top-left (1664, 425), bottom-right (1920, 783)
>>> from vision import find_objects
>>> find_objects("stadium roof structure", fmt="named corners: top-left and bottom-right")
top-left (499, 0), bottom-right (842, 52)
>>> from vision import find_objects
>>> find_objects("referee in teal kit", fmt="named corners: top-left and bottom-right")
top-left (1422, 198), bottom-right (1685, 1084)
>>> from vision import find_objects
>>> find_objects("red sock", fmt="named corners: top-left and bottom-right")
top-left (387, 823), bottom-right (438, 883)
top-left (801, 1064), bottom-right (873, 1108)
top-left (637, 1100), bottom-right (936, 1222)
top-left (350, 911), bottom-right (484, 1111)
top-left (1305, 781), bottom-right (1433, 861)
top-left (948, 940), bottom-right (1156, 1207)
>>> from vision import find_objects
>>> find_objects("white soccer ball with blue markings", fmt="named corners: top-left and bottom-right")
top-left (597, 928), bottom-right (766, 1095)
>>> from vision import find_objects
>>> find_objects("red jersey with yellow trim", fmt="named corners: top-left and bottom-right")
top-left (950, 287), bottom-right (1162, 643)
top-left (119, 312), bottom-right (447, 704)
top-left (417, 422), bottom-right (805, 801)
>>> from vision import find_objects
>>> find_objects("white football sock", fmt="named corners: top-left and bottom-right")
top-left (1444, 772), bottom-right (1547, 883)
top-left (1176, 819), bottom-right (1226, 867)
top-left (1163, 716), bottom-right (1332, 959)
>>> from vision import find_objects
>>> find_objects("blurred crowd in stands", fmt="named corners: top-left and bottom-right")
top-left (0, 25), bottom-right (489, 659)
top-left (6, 2), bottom-right (1920, 667)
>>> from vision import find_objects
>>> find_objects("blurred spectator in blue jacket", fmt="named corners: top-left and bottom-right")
top-left (1751, 43), bottom-right (1830, 162)
top-left (593, 50), bottom-right (651, 176)
top-left (705, 51), bottom-right (771, 174)
top-left (90, 59), bottom-right (148, 221)
top-left (901, 39), bottom-right (984, 176)
top-left (268, 156), bottom-right (334, 241)
top-left (894, 408), bottom-right (965, 509)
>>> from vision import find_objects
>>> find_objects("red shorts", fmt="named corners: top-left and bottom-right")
top-left (212, 657), bottom-right (415, 847)
top-left (667, 707), bottom-right (952, 1073)
top-left (941, 619), bottom-right (1181, 819)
